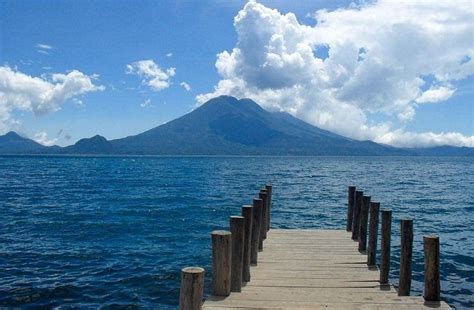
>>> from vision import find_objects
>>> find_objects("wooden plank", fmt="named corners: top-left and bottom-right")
top-left (203, 229), bottom-right (451, 309)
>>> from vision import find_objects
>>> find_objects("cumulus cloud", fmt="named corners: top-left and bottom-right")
top-left (198, 0), bottom-right (474, 147)
top-left (416, 85), bottom-right (456, 104)
top-left (166, 52), bottom-right (173, 57)
top-left (180, 82), bottom-right (191, 91)
top-left (33, 132), bottom-right (57, 146)
top-left (0, 66), bottom-right (104, 134)
top-left (126, 59), bottom-right (176, 91)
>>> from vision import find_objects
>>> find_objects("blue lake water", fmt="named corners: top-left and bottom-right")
top-left (0, 156), bottom-right (473, 309)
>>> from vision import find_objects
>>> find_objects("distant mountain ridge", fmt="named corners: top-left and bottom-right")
top-left (0, 96), bottom-right (472, 156)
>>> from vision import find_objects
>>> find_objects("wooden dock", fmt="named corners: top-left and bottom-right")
top-left (202, 229), bottom-right (450, 309)
top-left (179, 185), bottom-right (452, 310)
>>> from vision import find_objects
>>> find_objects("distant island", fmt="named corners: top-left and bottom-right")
top-left (1, 96), bottom-right (473, 156)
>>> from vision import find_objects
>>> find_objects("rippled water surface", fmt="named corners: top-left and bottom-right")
top-left (0, 156), bottom-right (473, 309)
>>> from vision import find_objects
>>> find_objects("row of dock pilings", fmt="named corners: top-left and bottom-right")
top-left (346, 186), bottom-right (441, 302)
top-left (179, 184), bottom-right (272, 310)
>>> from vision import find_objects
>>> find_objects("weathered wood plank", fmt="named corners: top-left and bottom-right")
top-left (203, 229), bottom-right (451, 309)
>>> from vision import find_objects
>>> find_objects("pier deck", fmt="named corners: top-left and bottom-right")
top-left (203, 229), bottom-right (451, 309)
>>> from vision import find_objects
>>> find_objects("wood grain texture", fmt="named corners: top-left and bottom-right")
top-left (424, 235), bottom-right (440, 301)
top-left (358, 195), bottom-right (371, 251)
top-left (211, 230), bottom-right (232, 296)
top-left (399, 218), bottom-right (413, 296)
top-left (347, 186), bottom-right (356, 231)
top-left (230, 216), bottom-right (245, 292)
top-left (380, 209), bottom-right (392, 285)
top-left (367, 202), bottom-right (380, 266)
top-left (352, 191), bottom-right (363, 240)
top-left (203, 229), bottom-right (451, 309)
top-left (265, 184), bottom-right (272, 231)
top-left (250, 198), bottom-right (262, 264)
top-left (241, 205), bottom-right (253, 282)
top-left (179, 267), bottom-right (204, 310)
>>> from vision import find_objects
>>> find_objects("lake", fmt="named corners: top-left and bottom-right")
top-left (0, 156), bottom-right (472, 309)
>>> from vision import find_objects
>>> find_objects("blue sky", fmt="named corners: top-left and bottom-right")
top-left (0, 0), bottom-right (473, 147)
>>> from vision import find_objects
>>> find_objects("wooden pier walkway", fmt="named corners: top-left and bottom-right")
top-left (202, 229), bottom-right (451, 309)
top-left (179, 185), bottom-right (453, 310)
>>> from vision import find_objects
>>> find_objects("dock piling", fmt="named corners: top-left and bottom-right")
top-left (250, 198), bottom-right (263, 264)
top-left (258, 190), bottom-right (268, 248)
top-left (352, 190), bottom-right (363, 240)
top-left (211, 230), bottom-right (232, 296)
top-left (197, 186), bottom-right (451, 309)
top-left (265, 184), bottom-right (272, 231)
top-left (241, 205), bottom-right (253, 282)
top-left (179, 267), bottom-right (204, 310)
top-left (424, 235), bottom-right (441, 302)
top-left (399, 218), bottom-right (413, 296)
top-left (347, 186), bottom-right (356, 232)
top-left (358, 195), bottom-right (371, 251)
top-left (230, 216), bottom-right (245, 292)
top-left (367, 201), bottom-right (380, 266)
top-left (380, 209), bottom-right (392, 285)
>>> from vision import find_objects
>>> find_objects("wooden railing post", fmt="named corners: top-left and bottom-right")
top-left (351, 190), bottom-right (363, 240)
top-left (241, 205), bottom-right (253, 282)
top-left (424, 235), bottom-right (440, 301)
top-left (399, 218), bottom-right (413, 296)
top-left (358, 195), bottom-right (371, 251)
top-left (179, 267), bottom-right (204, 310)
top-left (346, 186), bottom-right (356, 232)
top-left (250, 198), bottom-right (263, 264)
top-left (258, 190), bottom-right (268, 248)
top-left (367, 201), bottom-right (380, 266)
top-left (380, 209), bottom-right (392, 285)
top-left (265, 184), bottom-right (272, 231)
top-left (230, 216), bottom-right (245, 292)
top-left (211, 230), bottom-right (232, 296)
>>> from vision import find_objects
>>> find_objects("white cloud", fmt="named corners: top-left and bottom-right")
top-left (0, 66), bottom-right (104, 134)
top-left (375, 130), bottom-right (474, 148)
top-left (140, 98), bottom-right (153, 108)
top-left (198, 0), bottom-right (474, 147)
top-left (33, 132), bottom-right (57, 146)
top-left (36, 43), bottom-right (54, 50)
top-left (166, 52), bottom-right (173, 57)
top-left (416, 85), bottom-right (456, 104)
top-left (180, 82), bottom-right (191, 91)
top-left (126, 59), bottom-right (176, 91)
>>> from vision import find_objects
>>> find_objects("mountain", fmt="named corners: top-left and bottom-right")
top-left (0, 96), bottom-right (472, 156)
top-left (62, 135), bottom-right (114, 154)
top-left (111, 96), bottom-right (404, 155)
top-left (0, 131), bottom-right (49, 154)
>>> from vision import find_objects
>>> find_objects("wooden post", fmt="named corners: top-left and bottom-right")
top-left (399, 218), bottom-right (413, 296)
top-left (211, 230), bottom-right (232, 296)
top-left (265, 184), bottom-right (272, 231)
top-left (230, 216), bottom-right (245, 292)
top-left (380, 209), bottom-right (392, 285)
top-left (259, 190), bottom-right (268, 246)
top-left (424, 235), bottom-right (440, 301)
top-left (351, 190), bottom-right (363, 240)
top-left (180, 267), bottom-right (204, 310)
top-left (241, 205), bottom-right (253, 282)
top-left (358, 195), bottom-right (371, 251)
top-left (367, 201), bottom-right (380, 266)
top-left (250, 198), bottom-right (263, 264)
top-left (346, 186), bottom-right (356, 232)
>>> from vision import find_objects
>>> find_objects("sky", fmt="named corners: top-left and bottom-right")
top-left (0, 0), bottom-right (473, 148)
